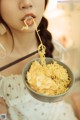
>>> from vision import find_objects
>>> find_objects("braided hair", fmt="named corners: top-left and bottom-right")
top-left (36, 0), bottom-right (54, 57)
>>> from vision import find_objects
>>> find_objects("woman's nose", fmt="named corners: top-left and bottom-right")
top-left (19, 0), bottom-right (32, 9)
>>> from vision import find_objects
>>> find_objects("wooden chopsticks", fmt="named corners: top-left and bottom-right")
top-left (0, 50), bottom-right (38, 71)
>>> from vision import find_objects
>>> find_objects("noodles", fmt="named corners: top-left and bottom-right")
top-left (21, 18), bottom-right (29, 31)
top-left (32, 18), bottom-right (46, 66)
top-left (21, 16), bottom-right (46, 65)
top-left (26, 61), bottom-right (71, 96)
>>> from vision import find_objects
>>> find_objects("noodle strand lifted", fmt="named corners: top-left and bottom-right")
top-left (32, 18), bottom-right (46, 66)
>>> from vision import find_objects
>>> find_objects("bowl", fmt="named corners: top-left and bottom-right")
top-left (22, 57), bottom-right (74, 103)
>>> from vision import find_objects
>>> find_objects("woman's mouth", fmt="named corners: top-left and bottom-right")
top-left (24, 16), bottom-right (34, 26)
top-left (21, 14), bottom-right (36, 30)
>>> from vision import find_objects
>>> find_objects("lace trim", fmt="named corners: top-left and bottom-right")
top-left (0, 74), bottom-right (21, 78)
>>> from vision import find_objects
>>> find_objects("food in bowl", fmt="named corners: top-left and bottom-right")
top-left (26, 60), bottom-right (71, 96)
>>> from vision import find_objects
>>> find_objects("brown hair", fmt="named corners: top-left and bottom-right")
top-left (36, 0), bottom-right (54, 57)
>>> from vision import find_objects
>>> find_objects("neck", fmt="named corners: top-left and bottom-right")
top-left (9, 30), bottom-right (38, 56)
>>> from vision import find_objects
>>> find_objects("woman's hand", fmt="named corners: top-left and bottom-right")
top-left (0, 98), bottom-right (8, 114)
top-left (0, 103), bottom-right (8, 114)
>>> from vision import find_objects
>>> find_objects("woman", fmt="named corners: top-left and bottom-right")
top-left (0, 0), bottom-right (77, 120)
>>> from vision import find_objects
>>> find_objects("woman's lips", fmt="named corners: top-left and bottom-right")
top-left (21, 13), bottom-right (36, 21)
top-left (21, 13), bottom-right (36, 26)
top-left (24, 16), bottom-right (34, 26)
top-left (21, 14), bottom-right (36, 30)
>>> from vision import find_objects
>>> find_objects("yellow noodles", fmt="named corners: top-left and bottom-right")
top-left (21, 17), bottom-right (46, 65)
top-left (38, 43), bottom-right (46, 66)
top-left (32, 18), bottom-right (46, 66)
top-left (26, 61), bottom-right (71, 96)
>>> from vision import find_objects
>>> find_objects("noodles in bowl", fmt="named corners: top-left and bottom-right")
top-left (22, 58), bottom-right (74, 102)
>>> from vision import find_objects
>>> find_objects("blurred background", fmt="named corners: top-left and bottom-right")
top-left (44, 0), bottom-right (80, 119)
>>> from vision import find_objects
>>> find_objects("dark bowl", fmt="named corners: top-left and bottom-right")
top-left (22, 57), bottom-right (74, 103)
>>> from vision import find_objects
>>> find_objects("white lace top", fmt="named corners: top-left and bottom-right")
top-left (0, 75), bottom-right (77, 120)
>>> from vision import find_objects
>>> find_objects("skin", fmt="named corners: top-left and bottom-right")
top-left (0, 0), bottom-right (46, 114)
top-left (0, 0), bottom-right (45, 75)
top-left (0, 0), bottom-right (45, 31)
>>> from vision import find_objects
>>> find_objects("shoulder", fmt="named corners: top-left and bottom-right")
top-left (0, 34), bottom-right (11, 73)
top-left (0, 32), bottom-right (13, 58)
top-left (0, 33), bottom-right (7, 49)
top-left (0, 33), bottom-right (8, 59)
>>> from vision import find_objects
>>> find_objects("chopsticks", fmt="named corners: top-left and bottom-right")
top-left (0, 50), bottom-right (38, 71)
